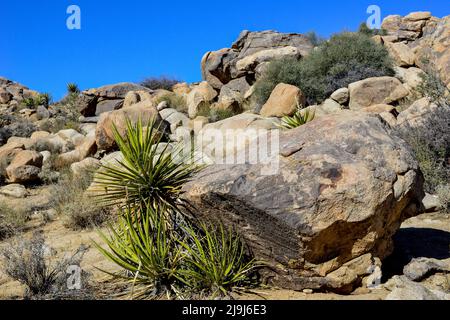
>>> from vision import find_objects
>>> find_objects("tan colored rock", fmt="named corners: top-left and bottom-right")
top-left (404, 12), bottom-right (432, 22)
top-left (396, 98), bottom-right (438, 128)
top-left (260, 83), bottom-right (306, 117)
top-left (5, 150), bottom-right (43, 183)
top-left (236, 46), bottom-right (300, 74)
top-left (8, 150), bottom-right (43, 168)
top-left (0, 184), bottom-right (28, 198)
top-left (394, 67), bottom-right (425, 90)
top-left (385, 42), bottom-right (416, 67)
top-left (70, 158), bottom-right (101, 176)
top-left (95, 104), bottom-right (167, 151)
top-left (348, 77), bottom-right (409, 110)
top-left (363, 104), bottom-right (396, 114)
top-left (187, 81), bottom-right (218, 119)
top-left (172, 82), bottom-right (191, 95)
top-left (382, 15), bottom-right (402, 33)
top-left (330, 88), bottom-right (349, 105)
top-left (30, 131), bottom-right (51, 140)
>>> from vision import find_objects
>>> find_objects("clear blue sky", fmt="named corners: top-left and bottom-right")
top-left (0, 0), bottom-right (448, 100)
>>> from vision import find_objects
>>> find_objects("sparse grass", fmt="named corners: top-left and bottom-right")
top-left (50, 168), bottom-right (110, 230)
top-left (0, 202), bottom-right (29, 240)
top-left (1, 232), bottom-right (93, 299)
top-left (436, 184), bottom-right (450, 214)
top-left (254, 32), bottom-right (394, 105)
top-left (141, 76), bottom-right (181, 91)
top-left (155, 94), bottom-right (187, 113)
top-left (416, 64), bottom-right (450, 108)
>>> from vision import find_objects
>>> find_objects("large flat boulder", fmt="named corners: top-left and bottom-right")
top-left (183, 111), bottom-right (424, 292)
top-left (349, 77), bottom-right (409, 110)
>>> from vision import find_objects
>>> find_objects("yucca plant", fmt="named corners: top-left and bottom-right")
top-left (38, 93), bottom-right (52, 107)
top-left (67, 83), bottom-right (80, 94)
top-left (94, 204), bottom-right (185, 297)
top-left (176, 222), bottom-right (258, 296)
top-left (277, 100), bottom-right (315, 129)
top-left (92, 117), bottom-right (202, 211)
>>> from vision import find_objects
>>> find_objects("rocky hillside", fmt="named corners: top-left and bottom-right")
top-left (0, 11), bottom-right (449, 300)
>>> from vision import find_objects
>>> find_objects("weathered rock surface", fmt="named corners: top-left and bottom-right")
top-left (260, 83), bottom-right (305, 117)
top-left (403, 257), bottom-right (450, 281)
top-left (201, 30), bottom-right (313, 90)
top-left (184, 111), bottom-right (424, 292)
top-left (349, 77), bottom-right (409, 110)
top-left (382, 13), bottom-right (449, 87)
top-left (385, 275), bottom-right (450, 300)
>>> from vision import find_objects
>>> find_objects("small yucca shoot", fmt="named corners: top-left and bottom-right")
top-left (277, 99), bottom-right (315, 130)
top-left (176, 222), bottom-right (258, 296)
top-left (38, 93), bottom-right (52, 107)
top-left (67, 83), bottom-right (80, 94)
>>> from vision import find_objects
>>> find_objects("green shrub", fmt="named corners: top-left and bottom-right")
top-left (208, 108), bottom-right (236, 122)
top-left (304, 31), bottom-right (326, 47)
top-left (155, 94), bottom-right (187, 113)
top-left (254, 32), bottom-right (394, 105)
top-left (92, 118), bottom-right (201, 211)
top-left (141, 76), bottom-right (181, 91)
top-left (358, 22), bottom-right (387, 36)
top-left (0, 202), bottom-right (28, 240)
top-left (416, 66), bottom-right (450, 108)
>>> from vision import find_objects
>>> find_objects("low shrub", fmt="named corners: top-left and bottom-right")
top-left (141, 76), bottom-right (181, 91)
top-left (155, 94), bottom-right (187, 113)
top-left (358, 22), bottom-right (387, 36)
top-left (304, 31), bottom-right (326, 47)
top-left (1, 232), bottom-right (93, 299)
top-left (50, 168), bottom-right (110, 230)
top-left (416, 65), bottom-right (450, 108)
top-left (208, 108), bottom-right (236, 123)
top-left (436, 184), bottom-right (450, 214)
top-left (254, 32), bottom-right (394, 105)
top-left (0, 202), bottom-right (29, 240)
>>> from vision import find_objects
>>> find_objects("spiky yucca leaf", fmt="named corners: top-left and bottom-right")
top-left (93, 204), bottom-right (184, 296)
top-left (277, 100), bottom-right (315, 130)
top-left (92, 117), bottom-right (201, 211)
top-left (176, 222), bottom-right (258, 296)
top-left (67, 83), bottom-right (80, 94)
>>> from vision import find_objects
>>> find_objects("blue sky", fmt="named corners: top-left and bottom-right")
top-left (0, 1), bottom-right (448, 100)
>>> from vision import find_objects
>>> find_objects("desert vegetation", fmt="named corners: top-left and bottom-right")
top-left (254, 32), bottom-right (395, 105)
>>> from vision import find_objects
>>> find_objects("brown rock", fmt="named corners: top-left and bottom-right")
top-left (183, 111), bottom-right (424, 292)
top-left (260, 83), bottom-right (306, 117)
top-left (385, 42), bottom-right (416, 67)
top-left (95, 104), bottom-right (167, 151)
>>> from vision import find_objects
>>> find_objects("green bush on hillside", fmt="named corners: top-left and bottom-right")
top-left (254, 32), bottom-right (395, 106)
